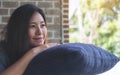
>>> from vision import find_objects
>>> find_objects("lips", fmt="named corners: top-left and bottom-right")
top-left (33, 37), bottom-right (44, 42)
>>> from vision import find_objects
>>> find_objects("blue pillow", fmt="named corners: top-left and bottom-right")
top-left (24, 43), bottom-right (119, 75)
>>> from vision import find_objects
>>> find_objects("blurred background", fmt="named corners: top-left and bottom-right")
top-left (0, 0), bottom-right (120, 57)
top-left (69, 0), bottom-right (120, 57)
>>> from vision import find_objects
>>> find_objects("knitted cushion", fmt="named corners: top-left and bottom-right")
top-left (24, 43), bottom-right (119, 75)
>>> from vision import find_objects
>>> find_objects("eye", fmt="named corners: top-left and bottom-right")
top-left (41, 24), bottom-right (46, 28)
top-left (29, 24), bottom-right (36, 28)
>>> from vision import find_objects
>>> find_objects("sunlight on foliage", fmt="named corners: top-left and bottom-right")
top-left (69, 0), bottom-right (120, 57)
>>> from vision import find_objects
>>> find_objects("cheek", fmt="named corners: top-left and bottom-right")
top-left (43, 28), bottom-right (47, 37)
top-left (28, 29), bottom-right (35, 38)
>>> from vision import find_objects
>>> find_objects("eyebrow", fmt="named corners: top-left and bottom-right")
top-left (30, 21), bottom-right (45, 24)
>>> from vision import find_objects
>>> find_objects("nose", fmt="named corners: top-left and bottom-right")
top-left (35, 26), bottom-right (42, 35)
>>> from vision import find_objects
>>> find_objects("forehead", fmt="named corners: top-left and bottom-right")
top-left (30, 12), bottom-right (44, 23)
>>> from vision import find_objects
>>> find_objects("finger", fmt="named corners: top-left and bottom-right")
top-left (33, 45), bottom-right (47, 54)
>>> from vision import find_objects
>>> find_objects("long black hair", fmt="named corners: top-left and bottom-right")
top-left (0, 4), bottom-right (47, 65)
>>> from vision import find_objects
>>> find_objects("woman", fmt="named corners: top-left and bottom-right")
top-left (0, 4), bottom-right (57, 75)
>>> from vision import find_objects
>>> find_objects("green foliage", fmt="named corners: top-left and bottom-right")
top-left (69, 28), bottom-right (78, 33)
top-left (70, 0), bottom-right (120, 57)
top-left (70, 11), bottom-right (78, 25)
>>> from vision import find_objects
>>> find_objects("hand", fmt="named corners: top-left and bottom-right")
top-left (31, 43), bottom-right (59, 56)
top-left (46, 43), bottom-right (60, 48)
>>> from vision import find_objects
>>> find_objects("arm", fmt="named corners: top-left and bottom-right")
top-left (0, 45), bottom-right (48, 75)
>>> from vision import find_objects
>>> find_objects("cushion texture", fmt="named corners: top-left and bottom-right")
top-left (24, 43), bottom-right (119, 75)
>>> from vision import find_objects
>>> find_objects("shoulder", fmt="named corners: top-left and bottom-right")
top-left (0, 41), bottom-right (8, 60)
top-left (0, 46), bottom-right (9, 72)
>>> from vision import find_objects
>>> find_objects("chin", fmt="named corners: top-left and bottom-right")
top-left (30, 40), bottom-right (45, 47)
top-left (34, 43), bottom-right (44, 46)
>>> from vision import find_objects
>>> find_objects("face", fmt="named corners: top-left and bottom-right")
top-left (28, 12), bottom-right (47, 47)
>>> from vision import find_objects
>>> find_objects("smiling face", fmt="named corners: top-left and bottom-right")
top-left (28, 12), bottom-right (47, 47)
